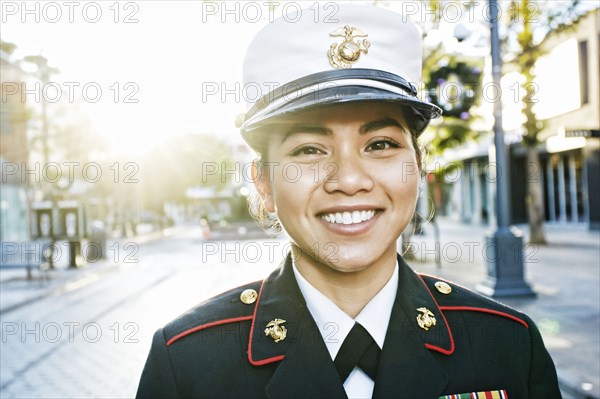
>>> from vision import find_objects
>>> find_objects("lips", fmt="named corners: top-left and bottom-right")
top-left (320, 210), bottom-right (377, 225)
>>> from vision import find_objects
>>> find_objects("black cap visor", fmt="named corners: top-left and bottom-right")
top-left (242, 84), bottom-right (441, 141)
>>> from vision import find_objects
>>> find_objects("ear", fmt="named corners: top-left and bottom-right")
top-left (252, 160), bottom-right (276, 213)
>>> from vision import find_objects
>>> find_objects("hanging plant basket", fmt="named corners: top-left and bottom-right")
top-left (426, 62), bottom-right (483, 119)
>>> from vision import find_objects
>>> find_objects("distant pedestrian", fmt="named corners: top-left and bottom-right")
top-left (137, 4), bottom-right (561, 398)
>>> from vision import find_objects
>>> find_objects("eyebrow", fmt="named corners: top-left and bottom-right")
top-left (280, 117), bottom-right (405, 144)
top-left (280, 125), bottom-right (332, 144)
top-left (359, 117), bottom-right (405, 134)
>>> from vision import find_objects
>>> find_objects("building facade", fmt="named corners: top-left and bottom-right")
top-left (530, 9), bottom-right (600, 229)
top-left (434, 9), bottom-right (599, 230)
top-left (1, 43), bottom-right (30, 242)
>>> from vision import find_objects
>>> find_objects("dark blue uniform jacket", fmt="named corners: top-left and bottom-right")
top-left (136, 254), bottom-right (561, 398)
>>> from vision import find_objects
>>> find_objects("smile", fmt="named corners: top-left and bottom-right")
top-left (320, 210), bottom-right (376, 225)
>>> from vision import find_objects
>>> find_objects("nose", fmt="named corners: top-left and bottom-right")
top-left (323, 151), bottom-right (374, 195)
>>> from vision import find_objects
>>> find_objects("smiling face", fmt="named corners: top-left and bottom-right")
top-left (254, 101), bottom-right (421, 279)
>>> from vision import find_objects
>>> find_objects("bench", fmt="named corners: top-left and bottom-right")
top-left (0, 241), bottom-right (50, 280)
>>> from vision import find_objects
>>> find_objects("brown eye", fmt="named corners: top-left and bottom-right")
top-left (290, 146), bottom-right (324, 156)
top-left (366, 140), bottom-right (399, 152)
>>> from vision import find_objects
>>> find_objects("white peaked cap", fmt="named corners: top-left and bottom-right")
top-left (240, 3), bottom-right (442, 143)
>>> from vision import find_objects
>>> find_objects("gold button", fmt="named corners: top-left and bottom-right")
top-left (240, 289), bottom-right (257, 304)
top-left (435, 281), bottom-right (452, 295)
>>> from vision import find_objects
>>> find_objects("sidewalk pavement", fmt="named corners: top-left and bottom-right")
top-left (0, 221), bottom-right (271, 314)
top-left (408, 218), bottom-right (600, 399)
top-left (0, 227), bottom-right (174, 314)
top-left (1, 219), bottom-right (598, 398)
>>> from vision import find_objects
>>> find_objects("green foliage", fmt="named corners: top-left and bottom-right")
top-left (423, 56), bottom-right (483, 156)
top-left (428, 118), bottom-right (474, 152)
top-left (426, 61), bottom-right (483, 118)
top-left (417, 0), bottom-right (487, 156)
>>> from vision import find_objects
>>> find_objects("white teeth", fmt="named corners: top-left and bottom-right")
top-left (321, 210), bottom-right (376, 225)
top-left (342, 213), bottom-right (352, 224)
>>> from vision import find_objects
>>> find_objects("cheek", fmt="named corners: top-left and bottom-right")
top-left (270, 164), bottom-right (317, 209)
top-left (397, 180), bottom-right (419, 201)
top-left (380, 162), bottom-right (420, 200)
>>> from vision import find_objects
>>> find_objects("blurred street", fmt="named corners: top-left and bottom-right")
top-left (0, 219), bottom-right (598, 398)
top-left (0, 223), bottom-right (282, 398)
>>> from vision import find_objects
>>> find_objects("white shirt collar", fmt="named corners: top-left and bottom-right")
top-left (292, 261), bottom-right (399, 360)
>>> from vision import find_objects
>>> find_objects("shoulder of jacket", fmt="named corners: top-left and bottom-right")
top-left (163, 280), bottom-right (263, 346)
top-left (419, 273), bottom-right (531, 328)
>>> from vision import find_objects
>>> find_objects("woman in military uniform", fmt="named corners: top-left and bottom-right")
top-left (137, 4), bottom-right (561, 398)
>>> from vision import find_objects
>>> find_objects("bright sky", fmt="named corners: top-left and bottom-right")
top-left (2, 1), bottom-right (270, 153)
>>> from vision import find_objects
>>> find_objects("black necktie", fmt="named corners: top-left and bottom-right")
top-left (334, 322), bottom-right (381, 382)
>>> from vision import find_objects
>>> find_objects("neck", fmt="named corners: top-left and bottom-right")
top-left (293, 247), bottom-right (397, 318)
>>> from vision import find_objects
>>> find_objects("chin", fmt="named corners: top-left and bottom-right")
top-left (324, 247), bottom-right (391, 272)
top-left (292, 237), bottom-right (398, 273)
top-left (330, 264), bottom-right (373, 274)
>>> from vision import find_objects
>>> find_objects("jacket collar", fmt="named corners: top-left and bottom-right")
top-left (395, 255), bottom-right (455, 355)
top-left (249, 253), bottom-right (346, 397)
top-left (372, 255), bottom-right (451, 398)
top-left (248, 253), bottom-right (452, 398)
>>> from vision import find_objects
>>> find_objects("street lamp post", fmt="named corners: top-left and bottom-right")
top-left (475, 0), bottom-right (535, 297)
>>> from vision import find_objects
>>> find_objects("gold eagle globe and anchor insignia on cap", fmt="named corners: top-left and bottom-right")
top-left (416, 307), bottom-right (437, 331)
top-left (265, 319), bottom-right (287, 343)
top-left (327, 25), bottom-right (371, 69)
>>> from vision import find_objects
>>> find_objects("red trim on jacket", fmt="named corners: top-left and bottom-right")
top-left (166, 316), bottom-right (254, 346)
top-left (439, 306), bottom-right (529, 328)
top-left (247, 279), bottom-right (285, 366)
top-left (417, 274), bottom-right (456, 355)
